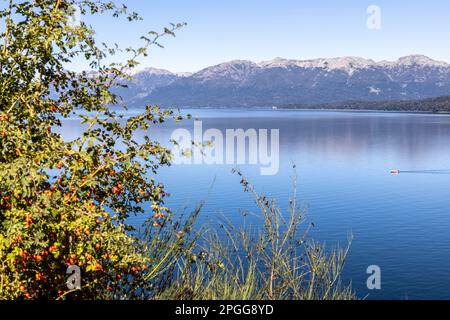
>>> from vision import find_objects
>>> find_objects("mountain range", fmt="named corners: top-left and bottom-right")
top-left (117, 55), bottom-right (450, 108)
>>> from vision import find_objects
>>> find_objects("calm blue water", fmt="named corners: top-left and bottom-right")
top-left (61, 109), bottom-right (450, 300)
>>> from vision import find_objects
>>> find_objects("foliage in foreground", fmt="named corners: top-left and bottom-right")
top-left (0, 0), bottom-right (187, 299)
top-left (0, 0), bottom-right (354, 300)
top-left (156, 170), bottom-right (355, 300)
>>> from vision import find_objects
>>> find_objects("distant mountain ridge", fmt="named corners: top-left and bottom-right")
top-left (118, 55), bottom-right (450, 108)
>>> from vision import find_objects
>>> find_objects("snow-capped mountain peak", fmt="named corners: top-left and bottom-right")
top-left (258, 56), bottom-right (377, 70)
top-left (119, 55), bottom-right (450, 108)
top-left (396, 54), bottom-right (449, 67)
top-left (192, 60), bottom-right (258, 81)
top-left (258, 55), bottom-right (449, 73)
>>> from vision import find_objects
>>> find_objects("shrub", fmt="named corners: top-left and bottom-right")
top-left (0, 0), bottom-right (185, 299)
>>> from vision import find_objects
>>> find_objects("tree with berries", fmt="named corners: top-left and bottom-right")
top-left (0, 0), bottom-right (189, 299)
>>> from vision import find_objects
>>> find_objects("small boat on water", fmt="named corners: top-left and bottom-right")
top-left (390, 169), bottom-right (400, 175)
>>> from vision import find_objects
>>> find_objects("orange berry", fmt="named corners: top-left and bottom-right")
top-left (43, 190), bottom-right (52, 197)
top-left (93, 263), bottom-right (102, 271)
top-left (112, 186), bottom-right (121, 195)
top-left (25, 215), bottom-right (33, 227)
top-left (84, 202), bottom-right (95, 210)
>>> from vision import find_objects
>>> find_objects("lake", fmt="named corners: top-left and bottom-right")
top-left (61, 109), bottom-right (450, 299)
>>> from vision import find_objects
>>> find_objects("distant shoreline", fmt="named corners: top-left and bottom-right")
top-left (161, 105), bottom-right (450, 115)
top-left (273, 95), bottom-right (450, 114)
top-left (274, 107), bottom-right (450, 115)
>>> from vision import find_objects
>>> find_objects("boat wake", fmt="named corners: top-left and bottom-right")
top-left (398, 170), bottom-right (450, 175)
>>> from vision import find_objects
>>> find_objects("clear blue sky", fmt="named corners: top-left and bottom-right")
top-left (79, 0), bottom-right (450, 72)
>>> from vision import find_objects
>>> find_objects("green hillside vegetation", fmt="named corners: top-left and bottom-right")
top-left (278, 95), bottom-right (450, 113)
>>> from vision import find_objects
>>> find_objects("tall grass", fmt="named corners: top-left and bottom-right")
top-left (150, 169), bottom-right (355, 300)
